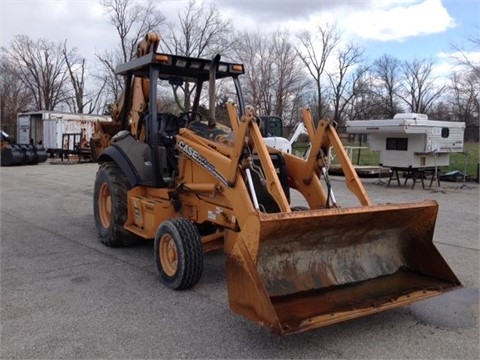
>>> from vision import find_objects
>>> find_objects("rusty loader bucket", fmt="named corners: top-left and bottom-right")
top-left (222, 109), bottom-right (460, 334)
top-left (226, 201), bottom-right (461, 335)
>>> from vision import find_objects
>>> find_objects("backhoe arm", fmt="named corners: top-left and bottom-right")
top-left (110, 33), bottom-right (162, 141)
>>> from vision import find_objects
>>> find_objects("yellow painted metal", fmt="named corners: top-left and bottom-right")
top-left (201, 231), bottom-right (225, 253)
top-left (120, 97), bottom-right (461, 334)
top-left (226, 102), bottom-right (239, 133)
top-left (324, 120), bottom-right (371, 206)
top-left (248, 117), bottom-right (291, 213)
top-left (300, 109), bottom-right (371, 206)
top-left (124, 187), bottom-right (174, 239)
top-left (98, 183), bottom-right (112, 229)
top-left (160, 233), bottom-right (178, 277)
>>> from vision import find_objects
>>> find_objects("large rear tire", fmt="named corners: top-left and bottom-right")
top-left (93, 162), bottom-right (135, 247)
top-left (154, 218), bottom-right (203, 290)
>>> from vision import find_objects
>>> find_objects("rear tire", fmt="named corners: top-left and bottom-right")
top-left (154, 218), bottom-right (203, 290)
top-left (93, 162), bottom-right (135, 247)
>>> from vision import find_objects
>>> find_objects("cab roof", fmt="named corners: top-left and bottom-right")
top-left (115, 52), bottom-right (245, 83)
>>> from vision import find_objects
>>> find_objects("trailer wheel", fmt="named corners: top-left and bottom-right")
top-left (94, 162), bottom-right (135, 247)
top-left (154, 219), bottom-right (203, 290)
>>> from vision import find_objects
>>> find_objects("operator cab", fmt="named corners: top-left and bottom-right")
top-left (259, 116), bottom-right (284, 137)
top-left (107, 52), bottom-right (245, 188)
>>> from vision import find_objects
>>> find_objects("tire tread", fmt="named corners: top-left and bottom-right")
top-left (94, 162), bottom-right (135, 247)
top-left (155, 218), bottom-right (203, 290)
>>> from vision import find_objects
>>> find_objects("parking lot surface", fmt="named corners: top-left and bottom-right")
top-left (1, 161), bottom-right (479, 359)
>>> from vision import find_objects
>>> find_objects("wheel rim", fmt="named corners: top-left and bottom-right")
top-left (160, 234), bottom-right (178, 277)
top-left (98, 183), bottom-right (112, 228)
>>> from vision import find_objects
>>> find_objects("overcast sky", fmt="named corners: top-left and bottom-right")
top-left (0, 0), bottom-right (479, 76)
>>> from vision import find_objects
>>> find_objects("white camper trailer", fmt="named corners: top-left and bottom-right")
top-left (346, 113), bottom-right (465, 168)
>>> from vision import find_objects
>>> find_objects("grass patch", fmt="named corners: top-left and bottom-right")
top-left (449, 142), bottom-right (479, 176)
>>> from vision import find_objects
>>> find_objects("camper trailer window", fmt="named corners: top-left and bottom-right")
top-left (441, 128), bottom-right (450, 138)
top-left (386, 138), bottom-right (408, 151)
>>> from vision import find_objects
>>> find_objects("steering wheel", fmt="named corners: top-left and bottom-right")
top-left (179, 111), bottom-right (202, 125)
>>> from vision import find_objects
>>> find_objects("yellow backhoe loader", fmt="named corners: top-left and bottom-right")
top-left (93, 33), bottom-right (461, 335)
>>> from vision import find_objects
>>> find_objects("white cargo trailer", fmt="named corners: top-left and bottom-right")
top-left (346, 113), bottom-right (465, 168)
top-left (17, 111), bottom-right (111, 152)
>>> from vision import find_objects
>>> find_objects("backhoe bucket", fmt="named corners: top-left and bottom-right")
top-left (226, 200), bottom-right (461, 335)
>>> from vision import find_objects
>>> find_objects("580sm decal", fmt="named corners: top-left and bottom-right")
top-left (177, 140), bottom-right (229, 186)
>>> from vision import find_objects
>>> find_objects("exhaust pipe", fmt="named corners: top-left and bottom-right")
top-left (208, 54), bottom-right (221, 127)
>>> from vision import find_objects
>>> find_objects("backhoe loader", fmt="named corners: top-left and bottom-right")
top-left (93, 33), bottom-right (461, 335)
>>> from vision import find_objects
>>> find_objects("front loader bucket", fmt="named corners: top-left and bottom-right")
top-left (226, 200), bottom-right (461, 335)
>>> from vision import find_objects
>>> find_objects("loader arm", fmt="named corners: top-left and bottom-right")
top-left (227, 112), bottom-right (291, 213)
top-left (301, 108), bottom-right (371, 206)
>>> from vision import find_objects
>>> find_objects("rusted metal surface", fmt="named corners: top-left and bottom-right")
top-left (226, 200), bottom-right (461, 334)
top-left (271, 271), bottom-right (453, 334)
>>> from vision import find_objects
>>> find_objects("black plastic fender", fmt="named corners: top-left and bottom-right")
top-left (97, 146), bottom-right (140, 187)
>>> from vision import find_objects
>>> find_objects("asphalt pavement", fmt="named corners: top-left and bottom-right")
top-left (1, 161), bottom-right (479, 359)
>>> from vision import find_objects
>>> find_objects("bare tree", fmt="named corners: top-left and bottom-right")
top-left (63, 41), bottom-right (85, 113)
top-left (162, 0), bottom-right (231, 58)
top-left (232, 30), bottom-right (267, 112)
top-left (428, 100), bottom-right (452, 120)
top-left (233, 29), bottom-right (307, 126)
top-left (101, 0), bottom-right (165, 62)
top-left (63, 41), bottom-right (107, 114)
top-left (326, 42), bottom-right (365, 125)
top-left (345, 76), bottom-right (381, 121)
top-left (161, 0), bottom-right (232, 112)
top-left (370, 54), bottom-right (403, 118)
top-left (96, 50), bottom-right (124, 108)
top-left (449, 27), bottom-right (480, 140)
top-left (450, 25), bottom-right (480, 79)
top-left (0, 57), bottom-right (33, 135)
top-left (397, 58), bottom-right (446, 114)
top-left (96, 0), bottom-right (165, 103)
top-left (1, 35), bottom-right (70, 111)
top-left (450, 72), bottom-right (479, 139)
top-left (271, 30), bottom-right (309, 125)
top-left (296, 23), bottom-right (340, 120)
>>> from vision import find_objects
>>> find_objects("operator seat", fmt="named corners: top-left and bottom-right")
top-left (158, 113), bottom-right (186, 137)
top-left (188, 121), bottom-right (234, 145)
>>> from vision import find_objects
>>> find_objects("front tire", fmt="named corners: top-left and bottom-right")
top-left (93, 162), bottom-right (135, 247)
top-left (154, 218), bottom-right (203, 290)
